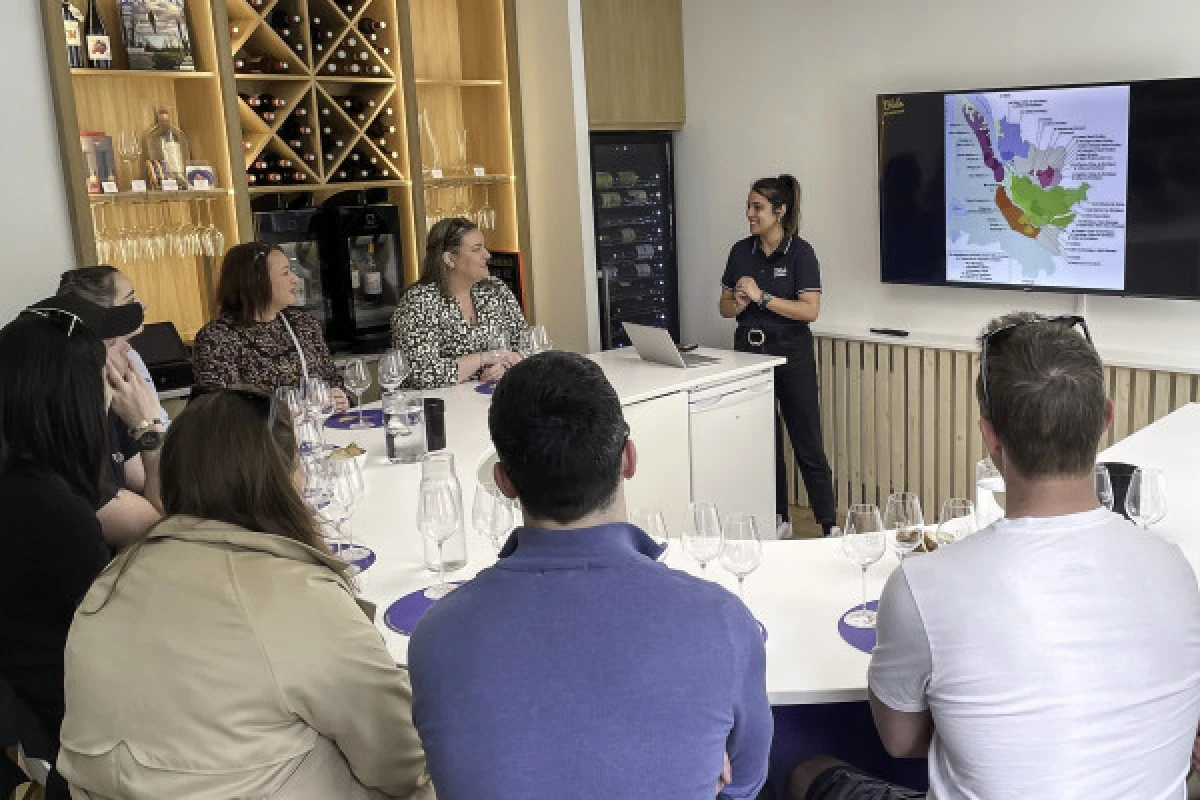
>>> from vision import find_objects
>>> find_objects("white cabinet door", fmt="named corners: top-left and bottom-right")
top-left (623, 391), bottom-right (691, 535)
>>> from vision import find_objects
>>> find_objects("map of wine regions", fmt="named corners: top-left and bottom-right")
top-left (944, 85), bottom-right (1129, 290)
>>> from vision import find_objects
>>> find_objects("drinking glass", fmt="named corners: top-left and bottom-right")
top-left (720, 512), bottom-right (763, 601)
top-left (975, 457), bottom-right (1005, 528)
top-left (419, 483), bottom-right (460, 599)
top-left (303, 377), bottom-right (334, 423)
top-left (1125, 467), bottom-right (1167, 529)
top-left (631, 508), bottom-right (669, 553)
top-left (530, 325), bottom-right (552, 354)
top-left (117, 131), bottom-right (141, 188)
top-left (378, 349), bottom-right (410, 394)
top-left (329, 458), bottom-right (371, 561)
top-left (516, 328), bottom-right (536, 358)
top-left (342, 358), bottom-right (373, 428)
top-left (302, 454), bottom-right (332, 511)
top-left (883, 492), bottom-right (923, 562)
top-left (842, 503), bottom-right (886, 628)
top-left (479, 183), bottom-right (496, 231)
top-left (472, 483), bottom-right (513, 552)
top-left (485, 328), bottom-right (507, 366)
top-left (682, 501), bottom-right (722, 572)
top-left (936, 498), bottom-right (977, 546)
top-left (1094, 464), bottom-right (1114, 511)
top-left (295, 416), bottom-right (325, 460)
top-left (277, 386), bottom-right (306, 424)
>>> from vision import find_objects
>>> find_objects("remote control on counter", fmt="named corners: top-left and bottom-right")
top-left (869, 328), bottom-right (910, 337)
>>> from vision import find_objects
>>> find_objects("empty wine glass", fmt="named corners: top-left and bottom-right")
top-left (936, 498), bottom-right (977, 546)
top-left (631, 507), bottom-right (669, 555)
top-left (328, 458), bottom-right (370, 562)
top-left (276, 386), bottom-right (306, 424)
top-left (1094, 465), bottom-right (1114, 511)
top-left (117, 131), bottom-right (141, 189)
top-left (530, 325), bottom-right (551, 354)
top-left (378, 349), bottom-right (410, 394)
top-left (485, 328), bottom-right (507, 366)
top-left (342, 358), bottom-right (372, 428)
top-left (472, 483), bottom-right (513, 552)
top-left (842, 503), bottom-right (886, 628)
top-left (682, 501), bottom-right (722, 572)
top-left (516, 328), bottom-right (536, 358)
top-left (1125, 467), bottom-right (1167, 529)
top-left (294, 416), bottom-right (324, 460)
top-left (883, 492), bottom-right (924, 561)
top-left (720, 512), bottom-right (763, 601)
top-left (303, 377), bottom-right (334, 422)
top-left (419, 483), bottom-right (460, 599)
top-left (479, 183), bottom-right (495, 231)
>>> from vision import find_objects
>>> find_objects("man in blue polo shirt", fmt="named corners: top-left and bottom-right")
top-left (408, 351), bottom-right (772, 799)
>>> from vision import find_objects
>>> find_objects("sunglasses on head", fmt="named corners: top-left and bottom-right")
top-left (979, 315), bottom-right (1093, 414)
top-left (22, 307), bottom-right (84, 336)
top-left (188, 385), bottom-right (279, 430)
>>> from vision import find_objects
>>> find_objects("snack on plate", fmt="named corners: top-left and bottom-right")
top-left (330, 442), bottom-right (365, 460)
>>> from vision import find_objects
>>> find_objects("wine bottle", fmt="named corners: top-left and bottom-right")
top-left (259, 110), bottom-right (277, 123)
top-left (62, 2), bottom-right (84, 69)
top-left (362, 242), bottom-right (383, 299)
top-left (269, 10), bottom-right (302, 26)
top-left (285, 137), bottom-right (304, 150)
top-left (368, 121), bottom-right (396, 137)
top-left (260, 94), bottom-right (286, 108)
top-left (358, 18), bottom-right (387, 34)
top-left (242, 139), bottom-right (254, 151)
top-left (84, 0), bottom-right (111, 70)
top-left (339, 96), bottom-right (363, 113)
top-left (292, 106), bottom-right (309, 118)
top-left (238, 92), bottom-right (260, 107)
top-left (246, 172), bottom-right (260, 186)
top-left (229, 23), bottom-right (240, 37)
top-left (349, 63), bottom-right (362, 74)
top-left (355, 51), bottom-right (370, 61)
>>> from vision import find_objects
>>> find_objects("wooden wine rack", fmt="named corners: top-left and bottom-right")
top-left (43, 0), bottom-right (531, 341)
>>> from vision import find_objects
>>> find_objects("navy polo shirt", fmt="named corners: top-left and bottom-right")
top-left (721, 235), bottom-right (822, 332)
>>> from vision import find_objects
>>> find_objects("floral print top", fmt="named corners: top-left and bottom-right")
top-left (192, 308), bottom-right (345, 392)
top-left (391, 278), bottom-right (528, 389)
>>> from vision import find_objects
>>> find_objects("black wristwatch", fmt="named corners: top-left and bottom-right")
top-left (134, 429), bottom-right (165, 452)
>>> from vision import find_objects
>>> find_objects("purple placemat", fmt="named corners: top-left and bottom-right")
top-left (838, 601), bottom-right (879, 653)
top-left (384, 584), bottom-right (466, 635)
top-left (325, 409), bottom-right (384, 429)
top-left (328, 542), bottom-right (376, 574)
top-left (475, 381), bottom-right (497, 395)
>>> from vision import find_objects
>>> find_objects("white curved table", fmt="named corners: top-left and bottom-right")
top-left (327, 339), bottom-right (1200, 708)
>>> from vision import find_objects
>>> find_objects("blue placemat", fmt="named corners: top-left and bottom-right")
top-left (328, 542), bottom-right (377, 574)
top-left (475, 381), bottom-right (497, 395)
top-left (384, 583), bottom-right (467, 635)
top-left (325, 409), bottom-right (384, 429)
top-left (838, 601), bottom-right (879, 653)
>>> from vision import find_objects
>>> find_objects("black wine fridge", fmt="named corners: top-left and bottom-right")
top-left (589, 132), bottom-right (679, 349)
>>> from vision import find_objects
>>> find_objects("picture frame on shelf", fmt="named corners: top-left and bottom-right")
top-left (186, 162), bottom-right (216, 189)
top-left (80, 132), bottom-right (117, 194)
top-left (117, 0), bottom-right (196, 71)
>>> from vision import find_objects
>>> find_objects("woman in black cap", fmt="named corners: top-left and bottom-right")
top-left (0, 294), bottom-right (162, 796)
top-left (718, 174), bottom-right (835, 536)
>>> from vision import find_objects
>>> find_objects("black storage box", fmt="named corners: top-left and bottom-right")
top-left (128, 322), bottom-right (194, 392)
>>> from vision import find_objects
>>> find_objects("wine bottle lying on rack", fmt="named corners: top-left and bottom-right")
top-left (358, 18), bottom-right (386, 34)
top-left (268, 10), bottom-right (301, 26)
top-left (234, 54), bottom-right (290, 74)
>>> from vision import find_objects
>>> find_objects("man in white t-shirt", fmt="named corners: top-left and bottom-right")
top-left (790, 313), bottom-right (1200, 800)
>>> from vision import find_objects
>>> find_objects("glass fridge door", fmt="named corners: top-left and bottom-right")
top-left (347, 233), bottom-right (401, 332)
top-left (282, 240), bottom-right (325, 326)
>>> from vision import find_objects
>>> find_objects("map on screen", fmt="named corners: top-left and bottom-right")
top-left (944, 85), bottom-right (1130, 290)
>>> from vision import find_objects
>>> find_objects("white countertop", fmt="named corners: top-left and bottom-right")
top-left (587, 347), bottom-right (785, 404)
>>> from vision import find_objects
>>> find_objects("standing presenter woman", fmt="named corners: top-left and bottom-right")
top-left (719, 174), bottom-right (835, 536)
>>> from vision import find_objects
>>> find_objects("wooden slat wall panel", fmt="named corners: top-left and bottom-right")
top-left (800, 336), bottom-right (1197, 526)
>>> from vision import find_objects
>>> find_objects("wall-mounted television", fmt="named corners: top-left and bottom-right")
top-left (878, 78), bottom-right (1200, 299)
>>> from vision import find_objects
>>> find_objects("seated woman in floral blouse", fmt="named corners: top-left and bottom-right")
top-left (392, 217), bottom-right (527, 388)
top-left (193, 243), bottom-right (349, 410)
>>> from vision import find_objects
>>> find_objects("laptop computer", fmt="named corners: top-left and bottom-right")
top-left (623, 322), bottom-right (721, 368)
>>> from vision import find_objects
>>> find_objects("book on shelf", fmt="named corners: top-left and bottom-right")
top-left (117, 0), bottom-right (195, 71)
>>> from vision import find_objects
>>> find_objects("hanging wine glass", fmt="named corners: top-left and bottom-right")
top-left (480, 183), bottom-right (495, 231)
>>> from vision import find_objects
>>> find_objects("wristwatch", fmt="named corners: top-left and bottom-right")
top-left (133, 428), bottom-right (165, 453)
top-left (759, 291), bottom-right (774, 308)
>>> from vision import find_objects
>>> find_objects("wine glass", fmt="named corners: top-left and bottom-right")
top-left (631, 508), bottom-right (669, 555)
top-left (682, 501), bottom-right (722, 572)
top-left (1125, 467), bottom-right (1167, 529)
top-left (294, 415), bottom-right (325, 460)
top-left (516, 328), bottom-right (536, 358)
top-left (479, 183), bottom-right (496, 231)
top-left (303, 377), bottom-right (335, 423)
top-left (419, 483), bottom-right (460, 599)
top-left (485, 328), bottom-right (507, 368)
top-left (328, 458), bottom-right (371, 562)
top-left (302, 454), bottom-right (333, 511)
top-left (117, 131), bottom-right (141, 189)
top-left (720, 512), bottom-right (763, 602)
top-left (530, 325), bottom-right (552, 354)
top-left (472, 483), bottom-right (513, 552)
top-left (342, 358), bottom-right (372, 428)
top-left (378, 349), bottom-right (410, 395)
top-left (883, 492), bottom-right (924, 562)
top-left (1094, 465), bottom-right (1114, 511)
top-left (842, 503), bottom-right (886, 628)
top-left (936, 498), bottom-right (977, 546)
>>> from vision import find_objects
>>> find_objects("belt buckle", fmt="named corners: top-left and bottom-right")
top-left (747, 328), bottom-right (766, 347)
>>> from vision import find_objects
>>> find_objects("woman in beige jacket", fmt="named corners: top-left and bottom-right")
top-left (57, 388), bottom-right (434, 800)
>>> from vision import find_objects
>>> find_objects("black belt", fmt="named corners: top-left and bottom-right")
top-left (737, 325), bottom-right (810, 348)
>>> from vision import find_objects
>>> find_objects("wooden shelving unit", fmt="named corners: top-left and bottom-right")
top-left (43, 0), bottom-right (531, 337)
top-left (41, 0), bottom-right (250, 341)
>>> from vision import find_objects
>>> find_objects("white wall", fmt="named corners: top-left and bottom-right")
top-left (677, 0), bottom-right (1200, 364)
top-left (514, 0), bottom-right (601, 354)
top-left (0, 4), bottom-right (79, 319)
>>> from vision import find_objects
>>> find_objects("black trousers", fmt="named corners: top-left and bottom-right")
top-left (735, 325), bottom-right (836, 531)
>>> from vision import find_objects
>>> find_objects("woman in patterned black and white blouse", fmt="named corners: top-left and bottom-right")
top-left (392, 217), bottom-right (528, 388)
